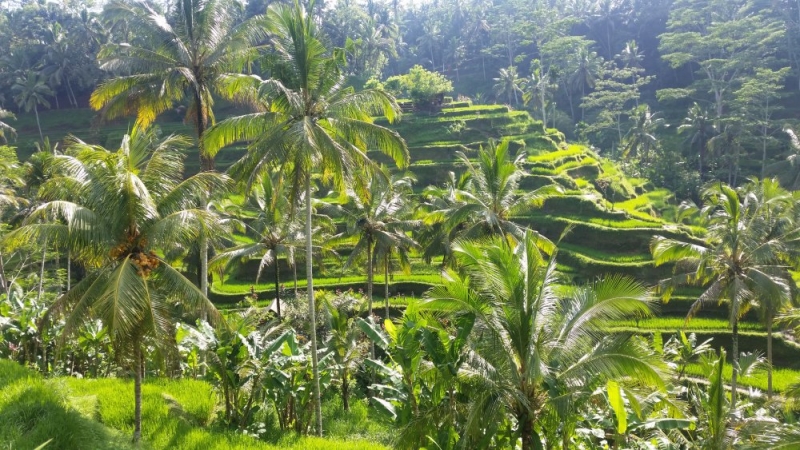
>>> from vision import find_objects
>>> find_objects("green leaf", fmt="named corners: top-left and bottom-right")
top-left (607, 380), bottom-right (627, 435)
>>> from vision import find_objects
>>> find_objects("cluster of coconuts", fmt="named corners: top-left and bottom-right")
top-left (109, 233), bottom-right (160, 278)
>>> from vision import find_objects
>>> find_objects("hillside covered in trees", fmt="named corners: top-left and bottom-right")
top-left (2, 1), bottom-right (800, 449)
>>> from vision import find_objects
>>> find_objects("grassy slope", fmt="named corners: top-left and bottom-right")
top-left (0, 360), bottom-right (388, 450)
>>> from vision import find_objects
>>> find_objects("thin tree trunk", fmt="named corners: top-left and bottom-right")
top-left (66, 77), bottom-right (77, 108)
top-left (274, 261), bottom-right (281, 319)
top-left (342, 369), bottom-right (349, 412)
top-left (367, 236), bottom-right (375, 358)
top-left (133, 341), bottom-right (143, 443)
top-left (66, 250), bottom-right (71, 292)
top-left (34, 105), bottom-right (43, 142)
top-left (305, 177), bottom-right (323, 436)
top-left (767, 316), bottom-right (773, 399)
top-left (37, 238), bottom-right (47, 303)
top-left (293, 262), bottom-right (298, 298)
top-left (731, 319), bottom-right (739, 407)
top-left (0, 251), bottom-right (8, 294)
top-left (384, 256), bottom-right (389, 319)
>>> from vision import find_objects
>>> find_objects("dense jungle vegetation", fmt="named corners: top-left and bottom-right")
top-left (3, 0), bottom-right (800, 449)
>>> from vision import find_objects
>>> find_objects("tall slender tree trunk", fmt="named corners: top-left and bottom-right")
top-left (384, 256), bottom-right (389, 319)
top-left (767, 316), bottom-right (773, 399)
top-left (274, 261), bottom-right (281, 319)
top-left (342, 369), bottom-right (349, 412)
top-left (293, 262), bottom-right (298, 298)
top-left (366, 236), bottom-right (375, 358)
top-left (731, 319), bottom-right (739, 407)
top-left (133, 341), bottom-right (143, 443)
top-left (34, 105), bottom-right (43, 142)
top-left (37, 238), bottom-right (47, 303)
top-left (66, 250), bottom-right (71, 292)
top-left (0, 251), bottom-right (8, 294)
top-left (66, 77), bottom-right (77, 108)
top-left (305, 177), bottom-right (323, 436)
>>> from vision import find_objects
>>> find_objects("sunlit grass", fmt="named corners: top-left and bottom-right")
top-left (684, 363), bottom-right (800, 393)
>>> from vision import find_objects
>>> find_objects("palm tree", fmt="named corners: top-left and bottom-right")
top-left (91, 0), bottom-right (264, 172)
top-left (492, 66), bottom-right (525, 105)
top-left (622, 104), bottom-right (663, 167)
top-left (651, 181), bottom-right (795, 405)
top-left (740, 179), bottom-right (800, 398)
top-left (6, 127), bottom-right (226, 442)
top-left (523, 60), bottom-right (554, 127)
top-left (203, 1), bottom-right (408, 435)
top-left (11, 71), bottom-right (53, 142)
top-left (337, 170), bottom-right (418, 321)
top-left (678, 103), bottom-right (716, 182)
top-left (425, 140), bottom-right (559, 252)
top-left (569, 47), bottom-right (603, 121)
top-left (422, 230), bottom-right (666, 450)
top-left (90, 0), bottom-right (264, 304)
top-left (0, 108), bottom-right (15, 143)
top-left (210, 171), bottom-right (302, 319)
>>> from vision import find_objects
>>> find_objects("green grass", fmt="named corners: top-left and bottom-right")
top-left (684, 363), bottom-right (800, 393)
top-left (0, 361), bottom-right (389, 450)
top-left (213, 272), bottom-right (443, 295)
top-left (604, 317), bottom-right (763, 332)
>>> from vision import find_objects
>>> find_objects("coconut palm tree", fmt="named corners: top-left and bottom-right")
top-left (6, 127), bottom-right (227, 442)
top-left (651, 181), bottom-right (796, 405)
top-left (0, 108), bottom-right (15, 143)
top-left (91, 0), bottom-right (265, 304)
top-left (91, 0), bottom-right (264, 172)
top-left (678, 103), bottom-right (716, 182)
top-left (623, 104), bottom-right (663, 167)
top-left (425, 140), bottom-right (559, 253)
top-left (210, 171), bottom-right (302, 319)
top-left (493, 66), bottom-right (525, 105)
top-left (336, 170), bottom-right (418, 321)
top-left (569, 47), bottom-right (603, 120)
top-left (11, 71), bottom-right (53, 142)
top-left (203, 0), bottom-right (408, 435)
top-left (422, 230), bottom-right (666, 450)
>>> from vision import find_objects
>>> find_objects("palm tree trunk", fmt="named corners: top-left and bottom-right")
top-left (367, 237), bottom-right (373, 318)
top-left (293, 262), bottom-right (298, 298)
top-left (274, 261), bottom-right (281, 319)
top-left (305, 176), bottom-right (323, 437)
top-left (34, 105), bottom-right (43, 142)
top-left (66, 250), bottom-right (71, 292)
top-left (519, 411), bottom-right (535, 450)
top-left (133, 341), bottom-right (143, 443)
top-left (767, 316), bottom-right (773, 399)
top-left (367, 236), bottom-right (375, 359)
top-left (384, 256), bottom-right (390, 319)
top-left (342, 369), bottom-right (349, 412)
top-left (37, 238), bottom-right (47, 303)
top-left (0, 250), bottom-right (8, 294)
top-left (731, 319), bottom-right (739, 407)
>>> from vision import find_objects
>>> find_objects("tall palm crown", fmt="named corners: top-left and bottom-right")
top-left (492, 66), bottom-right (524, 105)
top-left (90, 0), bottom-right (265, 171)
top-left (424, 140), bottom-right (558, 255)
top-left (204, 0), bottom-right (408, 435)
top-left (652, 180), bottom-right (799, 404)
top-left (210, 171), bottom-right (303, 319)
top-left (423, 230), bottom-right (666, 450)
top-left (338, 171), bottom-right (419, 318)
top-left (12, 71), bottom-right (53, 142)
top-left (6, 127), bottom-right (227, 441)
